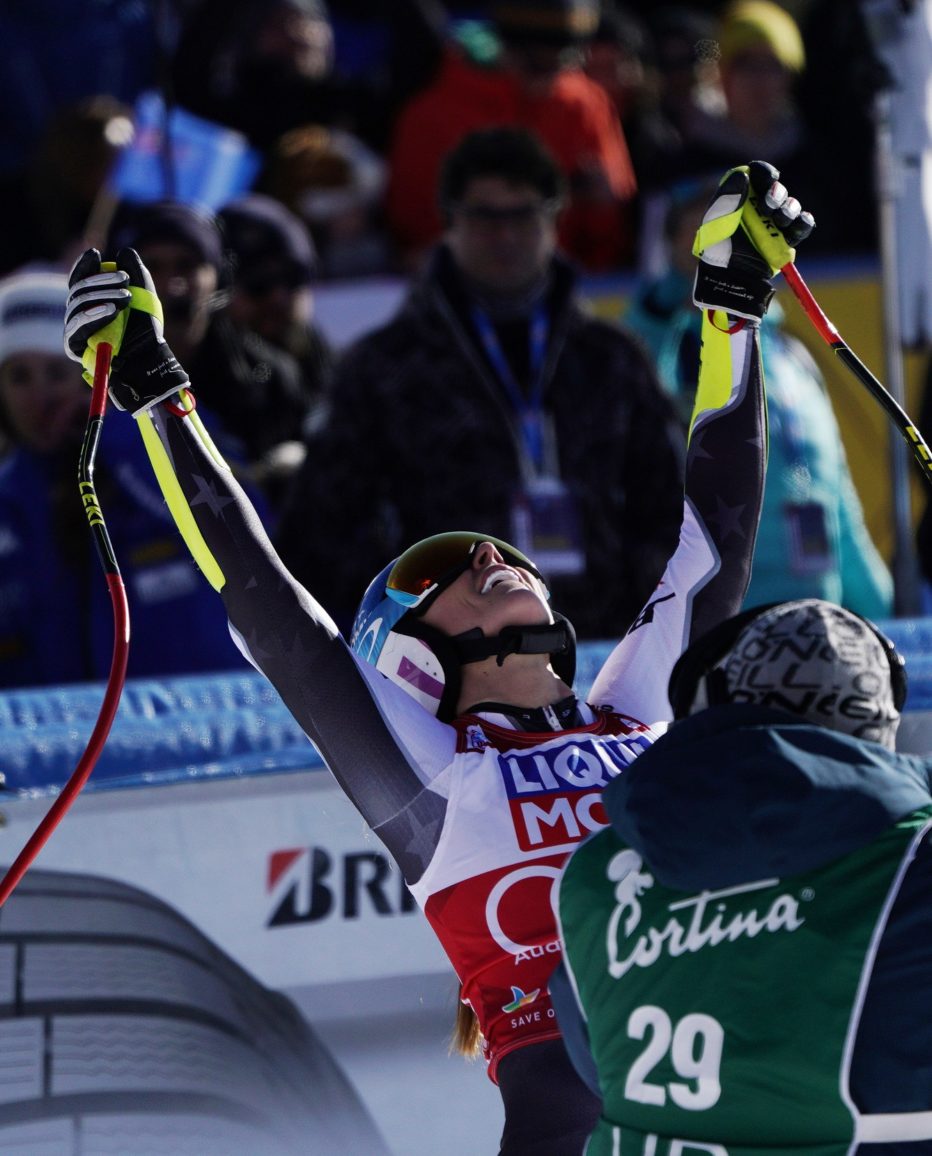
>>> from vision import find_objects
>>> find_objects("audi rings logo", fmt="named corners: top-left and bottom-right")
top-left (485, 863), bottom-right (563, 959)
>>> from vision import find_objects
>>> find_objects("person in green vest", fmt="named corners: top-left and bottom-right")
top-left (553, 598), bottom-right (932, 1155)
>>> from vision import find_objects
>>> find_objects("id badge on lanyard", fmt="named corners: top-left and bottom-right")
top-left (785, 501), bottom-right (832, 575)
top-left (511, 474), bottom-right (585, 576)
top-left (473, 305), bottom-right (586, 577)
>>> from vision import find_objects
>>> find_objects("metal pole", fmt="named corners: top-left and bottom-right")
top-left (874, 86), bottom-right (922, 615)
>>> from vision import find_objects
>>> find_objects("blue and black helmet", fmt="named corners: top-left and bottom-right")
top-left (350, 532), bottom-right (575, 721)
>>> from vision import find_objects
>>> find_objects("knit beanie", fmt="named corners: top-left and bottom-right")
top-left (218, 193), bottom-right (317, 283)
top-left (0, 272), bottom-right (68, 367)
top-left (718, 1), bottom-right (805, 72)
top-left (107, 201), bottom-right (225, 274)
top-left (720, 600), bottom-right (901, 748)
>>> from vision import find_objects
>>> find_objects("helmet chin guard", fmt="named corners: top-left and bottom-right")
top-left (350, 554), bottom-right (576, 722)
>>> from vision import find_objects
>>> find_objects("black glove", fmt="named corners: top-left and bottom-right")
top-left (65, 247), bottom-right (190, 414)
top-left (692, 160), bottom-right (815, 322)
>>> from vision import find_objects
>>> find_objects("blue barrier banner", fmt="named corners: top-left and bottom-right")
top-left (109, 91), bottom-right (261, 210)
top-left (1, 624), bottom-right (928, 796)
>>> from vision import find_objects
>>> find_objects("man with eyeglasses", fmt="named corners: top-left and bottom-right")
top-left (64, 159), bottom-right (814, 1152)
top-left (276, 126), bottom-right (685, 643)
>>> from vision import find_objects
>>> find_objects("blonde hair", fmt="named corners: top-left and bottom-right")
top-left (450, 988), bottom-right (483, 1058)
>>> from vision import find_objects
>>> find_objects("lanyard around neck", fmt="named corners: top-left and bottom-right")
top-left (471, 303), bottom-right (549, 469)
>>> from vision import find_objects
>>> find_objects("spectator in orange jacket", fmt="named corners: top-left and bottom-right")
top-left (386, 0), bottom-right (638, 273)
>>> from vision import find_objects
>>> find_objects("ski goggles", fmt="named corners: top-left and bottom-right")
top-left (385, 532), bottom-right (548, 611)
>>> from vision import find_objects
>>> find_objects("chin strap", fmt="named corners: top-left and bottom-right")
top-left (453, 620), bottom-right (573, 667)
top-left (393, 610), bottom-right (577, 722)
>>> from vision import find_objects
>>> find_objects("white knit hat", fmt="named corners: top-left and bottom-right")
top-left (0, 272), bottom-right (69, 367)
top-left (720, 599), bottom-right (901, 748)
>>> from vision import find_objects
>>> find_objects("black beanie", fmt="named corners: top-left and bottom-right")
top-left (107, 201), bottom-right (225, 274)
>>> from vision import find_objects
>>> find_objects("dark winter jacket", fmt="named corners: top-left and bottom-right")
top-left (602, 705), bottom-right (932, 891)
top-left (552, 705), bottom-right (932, 1147)
top-left (187, 313), bottom-right (320, 465)
top-left (275, 246), bottom-right (685, 637)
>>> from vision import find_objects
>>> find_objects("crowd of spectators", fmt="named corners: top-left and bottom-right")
top-left (0, 0), bottom-right (901, 688)
top-left (0, 1), bottom-right (888, 284)
top-left (3, 12), bottom-right (924, 1155)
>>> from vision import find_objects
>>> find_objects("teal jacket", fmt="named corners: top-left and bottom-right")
top-left (624, 271), bottom-right (893, 618)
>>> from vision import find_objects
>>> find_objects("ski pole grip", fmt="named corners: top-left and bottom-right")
top-left (741, 193), bottom-right (797, 276)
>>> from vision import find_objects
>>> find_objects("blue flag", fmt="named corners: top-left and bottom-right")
top-left (109, 91), bottom-right (262, 211)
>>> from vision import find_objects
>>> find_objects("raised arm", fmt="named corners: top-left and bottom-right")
top-left (589, 162), bottom-right (815, 721)
top-left (63, 249), bottom-right (455, 878)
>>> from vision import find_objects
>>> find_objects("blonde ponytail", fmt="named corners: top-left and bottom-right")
top-left (450, 987), bottom-right (483, 1058)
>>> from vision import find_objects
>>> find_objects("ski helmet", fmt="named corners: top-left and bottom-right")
top-left (350, 532), bottom-right (576, 720)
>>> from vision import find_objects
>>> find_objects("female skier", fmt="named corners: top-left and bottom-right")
top-left (63, 162), bottom-right (812, 1154)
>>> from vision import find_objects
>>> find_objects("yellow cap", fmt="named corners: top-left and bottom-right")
top-left (719, 0), bottom-right (805, 72)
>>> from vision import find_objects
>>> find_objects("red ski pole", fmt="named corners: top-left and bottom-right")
top-left (779, 261), bottom-right (932, 489)
top-left (0, 339), bottom-right (130, 905)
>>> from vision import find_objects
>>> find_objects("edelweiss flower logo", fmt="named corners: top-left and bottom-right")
top-left (606, 850), bottom-right (654, 973)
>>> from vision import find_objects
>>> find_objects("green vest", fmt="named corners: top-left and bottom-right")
top-left (557, 808), bottom-right (932, 1156)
